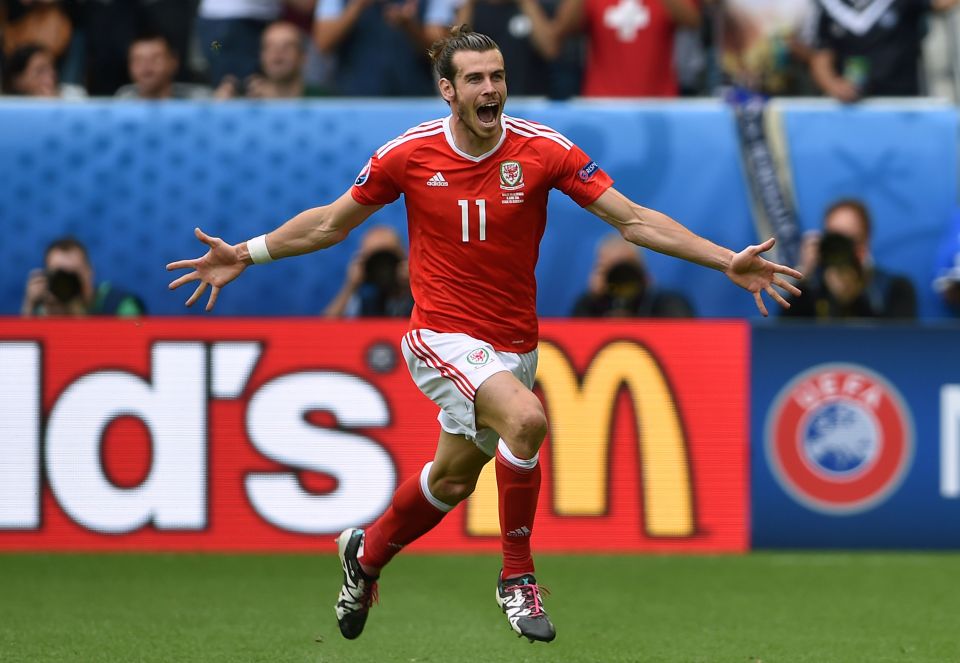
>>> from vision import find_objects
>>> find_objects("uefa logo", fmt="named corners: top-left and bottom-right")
top-left (354, 158), bottom-right (372, 186)
top-left (765, 364), bottom-right (914, 515)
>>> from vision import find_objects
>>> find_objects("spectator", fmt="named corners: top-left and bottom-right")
top-left (75, 0), bottom-right (197, 96)
top-left (552, 0), bottom-right (700, 96)
top-left (674, 21), bottom-right (709, 96)
top-left (323, 226), bottom-right (414, 317)
top-left (571, 234), bottom-right (695, 317)
top-left (21, 237), bottom-right (145, 318)
top-left (933, 208), bottom-right (960, 316)
top-left (717, 0), bottom-right (817, 96)
top-left (311, 0), bottom-right (443, 96)
top-left (2, 43), bottom-right (85, 98)
top-left (809, 0), bottom-right (960, 102)
top-left (196, 0), bottom-right (293, 87)
top-left (115, 33), bottom-right (211, 100)
top-left (784, 198), bottom-right (917, 319)
top-left (0, 0), bottom-right (73, 62)
top-left (215, 20), bottom-right (326, 98)
top-left (921, 5), bottom-right (959, 101)
top-left (276, 0), bottom-right (337, 90)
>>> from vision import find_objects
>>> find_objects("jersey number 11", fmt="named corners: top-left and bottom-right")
top-left (458, 199), bottom-right (487, 242)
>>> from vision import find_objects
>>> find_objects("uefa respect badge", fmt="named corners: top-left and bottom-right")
top-left (765, 364), bottom-right (914, 515)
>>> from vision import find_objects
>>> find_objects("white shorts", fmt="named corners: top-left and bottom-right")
top-left (401, 329), bottom-right (538, 457)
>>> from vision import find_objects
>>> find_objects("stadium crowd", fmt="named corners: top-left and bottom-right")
top-left (2, 0), bottom-right (960, 100)
top-left (3, 0), bottom-right (960, 319)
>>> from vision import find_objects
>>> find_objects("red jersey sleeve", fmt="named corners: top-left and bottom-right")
top-left (350, 151), bottom-right (402, 206)
top-left (551, 143), bottom-right (614, 208)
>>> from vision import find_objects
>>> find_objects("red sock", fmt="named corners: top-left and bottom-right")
top-left (360, 462), bottom-right (452, 572)
top-left (495, 440), bottom-right (541, 579)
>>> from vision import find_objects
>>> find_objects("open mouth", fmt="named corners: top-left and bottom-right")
top-left (477, 102), bottom-right (499, 127)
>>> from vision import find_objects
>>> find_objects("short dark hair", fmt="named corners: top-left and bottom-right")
top-left (45, 236), bottom-right (90, 264)
top-left (3, 43), bottom-right (51, 94)
top-left (824, 198), bottom-right (872, 239)
top-left (130, 31), bottom-right (178, 58)
top-left (427, 25), bottom-right (499, 82)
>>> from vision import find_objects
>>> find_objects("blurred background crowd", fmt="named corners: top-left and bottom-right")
top-left (4, 0), bottom-right (960, 102)
top-left (2, 0), bottom-right (960, 322)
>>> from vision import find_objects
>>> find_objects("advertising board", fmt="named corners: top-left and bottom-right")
top-left (753, 325), bottom-right (960, 547)
top-left (0, 319), bottom-right (747, 552)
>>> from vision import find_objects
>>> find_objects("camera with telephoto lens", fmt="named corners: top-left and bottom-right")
top-left (362, 249), bottom-right (403, 291)
top-left (46, 269), bottom-right (83, 304)
top-left (817, 232), bottom-right (862, 275)
top-left (604, 260), bottom-right (648, 314)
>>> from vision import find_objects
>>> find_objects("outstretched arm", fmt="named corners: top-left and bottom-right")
top-left (585, 187), bottom-right (802, 316)
top-left (166, 190), bottom-right (382, 311)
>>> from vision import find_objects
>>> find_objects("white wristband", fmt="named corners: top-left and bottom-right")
top-left (247, 234), bottom-right (273, 264)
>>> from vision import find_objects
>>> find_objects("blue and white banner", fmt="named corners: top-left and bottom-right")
top-left (752, 324), bottom-right (960, 547)
top-left (730, 90), bottom-right (802, 269)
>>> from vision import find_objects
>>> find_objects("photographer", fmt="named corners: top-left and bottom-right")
top-left (791, 199), bottom-right (917, 319)
top-left (323, 226), bottom-right (413, 318)
top-left (571, 234), bottom-right (695, 318)
top-left (782, 233), bottom-right (874, 319)
top-left (21, 237), bottom-right (145, 317)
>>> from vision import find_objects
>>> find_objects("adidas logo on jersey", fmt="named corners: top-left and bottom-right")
top-left (506, 526), bottom-right (531, 538)
top-left (427, 172), bottom-right (449, 187)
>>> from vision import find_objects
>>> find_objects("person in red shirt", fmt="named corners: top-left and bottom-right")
top-left (552, 0), bottom-right (700, 96)
top-left (168, 25), bottom-right (800, 644)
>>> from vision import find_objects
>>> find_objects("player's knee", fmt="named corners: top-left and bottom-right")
top-left (504, 405), bottom-right (547, 459)
top-left (428, 475), bottom-right (477, 505)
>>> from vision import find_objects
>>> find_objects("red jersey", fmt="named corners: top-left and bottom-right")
top-left (582, 0), bottom-right (681, 97)
top-left (351, 114), bottom-right (613, 353)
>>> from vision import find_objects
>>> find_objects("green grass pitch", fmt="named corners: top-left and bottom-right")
top-left (1, 552), bottom-right (958, 662)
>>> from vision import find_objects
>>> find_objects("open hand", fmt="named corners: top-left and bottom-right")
top-left (725, 237), bottom-right (803, 316)
top-left (166, 227), bottom-right (247, 311)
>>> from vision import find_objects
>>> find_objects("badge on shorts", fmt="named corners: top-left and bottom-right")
top-left (466, 347), bottom-right (491, 366)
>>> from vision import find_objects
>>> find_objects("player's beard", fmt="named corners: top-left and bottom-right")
top-left (451, 90), bottom-right (502, 144)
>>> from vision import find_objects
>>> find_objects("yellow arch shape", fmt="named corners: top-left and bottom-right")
top-left (466, 340), bottom-right (694, 538)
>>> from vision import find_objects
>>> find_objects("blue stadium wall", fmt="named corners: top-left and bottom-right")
top-left (0, 98), bottom-right (956, 318)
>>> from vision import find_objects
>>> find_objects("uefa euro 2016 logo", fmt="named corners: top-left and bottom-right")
top-left (765, 364), bottom-right (914, 515)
